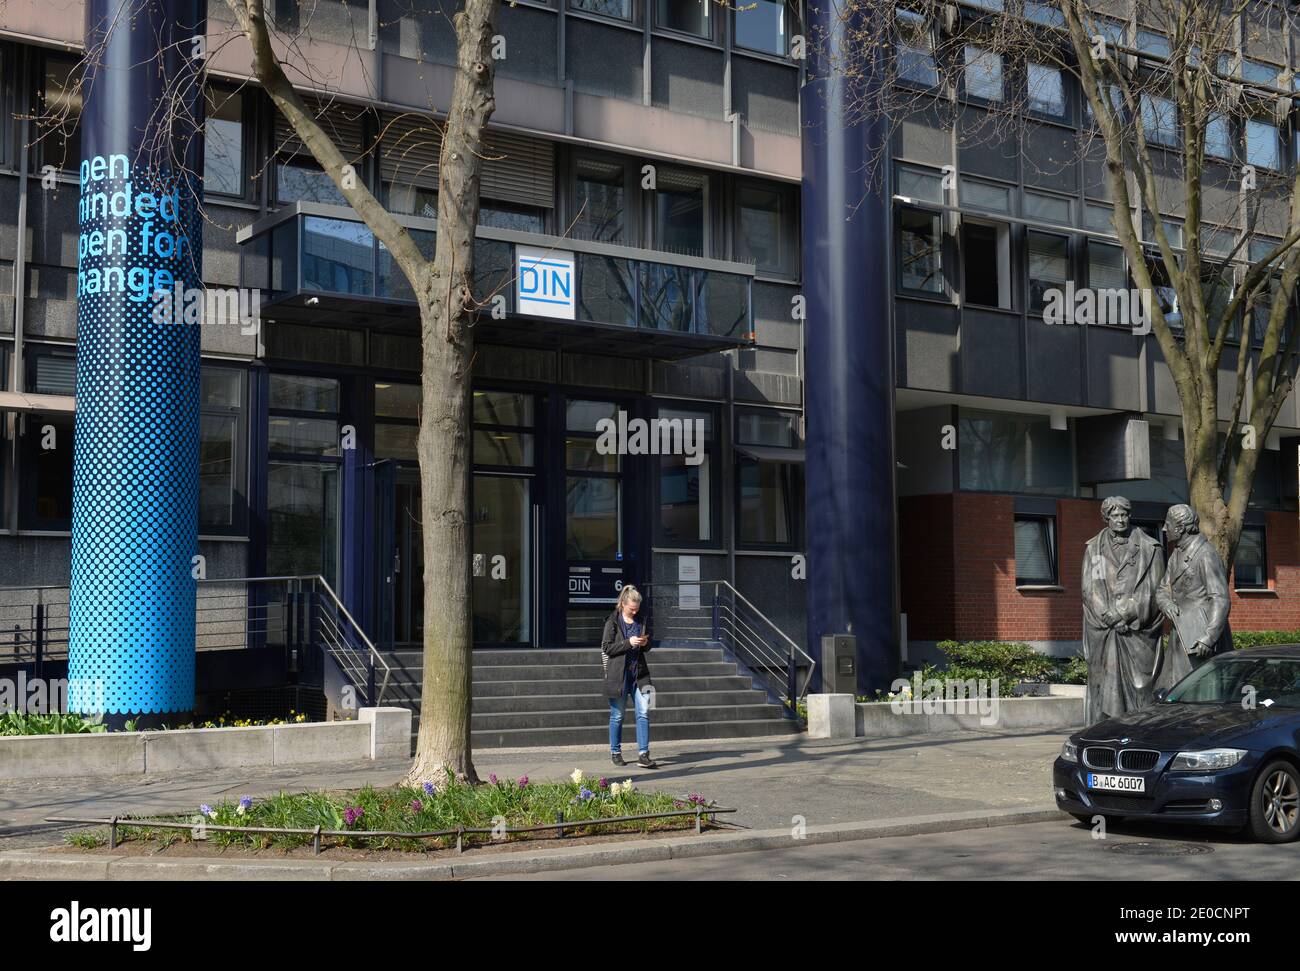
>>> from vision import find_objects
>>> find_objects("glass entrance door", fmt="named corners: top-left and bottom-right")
top-left (562, 399), bottom-right (627, 644)
top-left (472, 474), bottom-right (533, 645)
top-left (375, 463), bottom-right (424, 648)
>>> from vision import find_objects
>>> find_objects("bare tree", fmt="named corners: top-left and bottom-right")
top-left (824, 0), bottom-right (1300, 567)
top-left (222, 0), bottom-right (499, 785)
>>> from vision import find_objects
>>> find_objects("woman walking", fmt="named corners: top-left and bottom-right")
top-left (602, 585), bottom-right (657, 768)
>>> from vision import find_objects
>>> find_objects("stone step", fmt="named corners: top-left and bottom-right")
top-left (472, 675), bottom-right (757, 697)
top-left (471, 662), bottom-right (740, 681)
top-left (471, 689), bottom-right (772, 713)
top-left (470, 704), bottom-right (786, 731)
top-left (470, 718), bottom-right (800, 749)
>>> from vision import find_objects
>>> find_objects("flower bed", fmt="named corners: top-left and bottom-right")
top-left (67, 769), bottom-right (720, 853)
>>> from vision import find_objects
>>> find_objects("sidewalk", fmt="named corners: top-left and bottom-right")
top-left (0, 729), bottom-right (1068, 851)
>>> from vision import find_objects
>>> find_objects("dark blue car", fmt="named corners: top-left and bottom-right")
top-left (1053, 645), bottom-right (1300, 843)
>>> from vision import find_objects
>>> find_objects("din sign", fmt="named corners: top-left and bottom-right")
top-left (516, 245), bottom-right (576, 320)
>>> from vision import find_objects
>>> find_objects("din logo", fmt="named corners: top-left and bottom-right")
top-left (569, 576), bottom-right (591, 595)
top-left (517, 246), bottom-right (576, 320)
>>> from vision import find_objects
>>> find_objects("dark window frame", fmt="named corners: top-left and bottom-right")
top-left (1234, 524), bottom-right (1269, 591)
top-left (653, 401), bottom-right (721, 550)
top-left (1014, 513), bottom-right (1058, 586)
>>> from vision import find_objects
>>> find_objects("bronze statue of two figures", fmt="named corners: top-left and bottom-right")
top-left (1082, 498), bottom-right (1233, 723)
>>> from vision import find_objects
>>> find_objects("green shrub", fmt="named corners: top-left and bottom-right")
top-left (1054, 654), bottom-right (1088, 685)
top-left (1233, 630), bottom-right (1300, 650)
top-left (925, 640), bottom-right (1057, 693)
top-left (0, 712), bottom-right (107, 736)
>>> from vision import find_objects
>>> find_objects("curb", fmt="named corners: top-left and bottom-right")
top-left (0, 805), bottom-right (1066, 880)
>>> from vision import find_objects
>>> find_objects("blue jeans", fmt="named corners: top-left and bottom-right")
top-left (609, 669), bottom-right (650, 755)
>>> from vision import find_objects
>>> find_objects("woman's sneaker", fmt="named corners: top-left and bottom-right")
top-left (611, 752), bottom-right (626, 766)
top-left (637, 752), bottom-right (658, 769)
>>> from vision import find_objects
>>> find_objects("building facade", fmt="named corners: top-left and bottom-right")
top-left (0, 0), bottom-right (1298, 707)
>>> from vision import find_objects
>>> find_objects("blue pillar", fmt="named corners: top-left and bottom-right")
top-left (800, 7), bottom-right (899, 693)
top-left (69, 0), bottom-right (205, 724)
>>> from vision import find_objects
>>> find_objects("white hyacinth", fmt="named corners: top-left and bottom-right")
top-left (570, 768), bottom-right (584, 785)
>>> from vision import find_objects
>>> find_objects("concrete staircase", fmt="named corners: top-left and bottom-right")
top-left (379, 646), bottom-right (801, 749)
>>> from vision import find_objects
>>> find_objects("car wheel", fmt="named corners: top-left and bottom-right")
top-left (1248, 760), bottom-right (1300, 844)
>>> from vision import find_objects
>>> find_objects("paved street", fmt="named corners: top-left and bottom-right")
top-left (0, 730), bottom-right (1065, 851)
top-left (479, 817), bottom-right (1300, 880)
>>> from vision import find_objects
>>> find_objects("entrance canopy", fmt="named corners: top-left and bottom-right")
top-left (237, 203), bottom-right (756, 361)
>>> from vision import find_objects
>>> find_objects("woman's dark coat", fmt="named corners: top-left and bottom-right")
top-left (600, 610), bottom-right (653, 700)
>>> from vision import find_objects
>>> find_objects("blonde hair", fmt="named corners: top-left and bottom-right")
top-left (617, 585), bottom-right (642, 612)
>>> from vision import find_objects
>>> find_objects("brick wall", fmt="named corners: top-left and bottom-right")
top-left (900, 495), bottom-right (1300, 641)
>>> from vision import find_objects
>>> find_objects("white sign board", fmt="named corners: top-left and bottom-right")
top-left (516, 246), bottom-right (576, 320)
top-left (678, 555), bottom-right (701, 611)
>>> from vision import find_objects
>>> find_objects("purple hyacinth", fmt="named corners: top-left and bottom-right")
top-left (343, 806), bottom-right (365, 827)
top-left (422, 781), bottom-right (435, 796)
top-left (410, 799), bottom-right (423, 813)
top-left (598, 778), bottom-right (608, 789)
top-left (200, 804), bottom-right (213, 818)
top-left (517, 775), bottom-right (529, 788)
top-left (238, 796), bottom-right (253, 811)
top-left (489, 773), bottom-right (498, 785)
top-left (578, 787), bottom-right (595, 802)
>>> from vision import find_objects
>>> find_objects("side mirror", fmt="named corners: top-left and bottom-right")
top-left (1153, 687), bottom-right (1169, 703)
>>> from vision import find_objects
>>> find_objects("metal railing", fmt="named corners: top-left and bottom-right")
top-left (640, 579), bottom-right (815, 719)
top-left (0, 575), bottom-right (390, 707)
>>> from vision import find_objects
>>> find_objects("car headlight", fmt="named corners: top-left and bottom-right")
top-left (1060, 741), bottom-right (1079, 764)
top-left (1169, 748), bottom-right (1247, 771)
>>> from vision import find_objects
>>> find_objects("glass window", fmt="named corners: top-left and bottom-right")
top-left (735, 182), bottom-right (794, 276)
top-left (1088, 242), bottom-right (1129, 326)
top-left (474, 430), bottom-right (535, 467)
top-left (375, 382), bottom-right (420, 420)
top-left (479, 202), bottom-right (545, 233)
top-left (33, 354), bottom-right (76, 396)
top-left (1135, 29), bottom-right (1170, 59)
top-left (734, 0), bottom-right (791, 56)
top-left (738, 459), bottom-right (801, 546)
top-left (897, 207), bottom-right (944, 294)
top-left (959, 410), bottom-right (1073, 495)
top-left (1206, 113), bottom-right (1233, 160)
top-left (1241, 59), bottom-right (1281, 86)
top-left (570, 0), bottom-right (633, 20)
top-left (1027, 231), bottom-right (1069, 311)
top-left (896, 10), bottom-right (938, 87)
top-left (388, 183), bottom-right (438, 220)
top-left (1015, 516), bottom-right (1057, 585)
top-left (1085, 203), bottom-right (1115, 234)
top-left (655, 169), bottom-right (708, 256)
top-left (574, 156), bottom-right (626, 244)
top-left (1024, 1), bottom-right (1064, 27)
top-left (271, 375), bottom-right (340, 413)
top-left (41, 53), bottom-right (82, 172)
top-left (475, 390), bottom-right (534, 427)
top-left (1085, 16), bottom-right (1125, 49)
top-left (658, 409), bottom-right (714, 544)
top-left (375, 423), bottom-right (419, 462)
top-left (199, 367), bottom-right (245, 532)
top-left (963, 45), bottom-right (1004, 101)
top-left (1027, 63), bottom-right (1066, 117)
top-left (961, 221), bottom-right (1011, 309)
top-left (205, 87), bottom-right (244, 197)
top-left (302, 217), bottom-right (375, 295)
top-left (1024, 191), bottom-right (1070, 223)
top-left (960, 178), bottom-right (1012, 213)
top-left (21, 413), bottom-right (74, 529)
top-left (1246, 119), bottom-right (1281, 170)
top-left (566, 477), bottom-right (621, 559)
top-left (269, 416), bottom-right (341, 456)
top-left (267, 461), bottom-right (339, 584)
top-left (657, 0), bottom-right (711, 38)
top-left (277, 160), bottom-right (347, 205)
top-left (1234, 526), bottom-right (1267, 590)
top-left (896, 165), bottom-right (946, 205)
top-left (1140, 95), bottom-right (1178, 147)
top-left (737, 408), bottom-right (798, 447)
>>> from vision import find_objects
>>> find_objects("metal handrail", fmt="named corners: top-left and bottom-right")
top-left (310, 575), bottom-right (392, 704)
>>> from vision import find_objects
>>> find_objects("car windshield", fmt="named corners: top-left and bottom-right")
top-left (1164, 655), bottom-right (1300, 708)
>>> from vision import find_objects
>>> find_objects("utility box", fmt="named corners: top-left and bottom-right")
top-left (821, 634), bottom-right (857, 694)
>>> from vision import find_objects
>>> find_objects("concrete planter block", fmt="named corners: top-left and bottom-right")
top-left (855, 696), bottom-right (1085, 739)
top-left (143, 725), bottom-right (275, 773)
top-left (272, 721), bottom-right (370, 765)
top-left (360, 707), bottom-right (413, 759)
top-left (0, 733), bottom-right (145, 779)
top-left (807, 694), bottom-right (855, 739)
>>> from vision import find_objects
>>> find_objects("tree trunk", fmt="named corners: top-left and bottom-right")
top-left (403, 0), bottom-right (499, 788)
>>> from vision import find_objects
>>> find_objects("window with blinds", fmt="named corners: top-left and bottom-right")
top-left (378, 114), bottom-right (556, 210)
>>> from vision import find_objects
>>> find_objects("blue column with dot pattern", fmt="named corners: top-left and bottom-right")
top-left (69, 0), bottom-right (205, 717)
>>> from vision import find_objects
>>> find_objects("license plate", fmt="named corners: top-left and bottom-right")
top-left (1087, 773), bottom-right (1145, 793)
